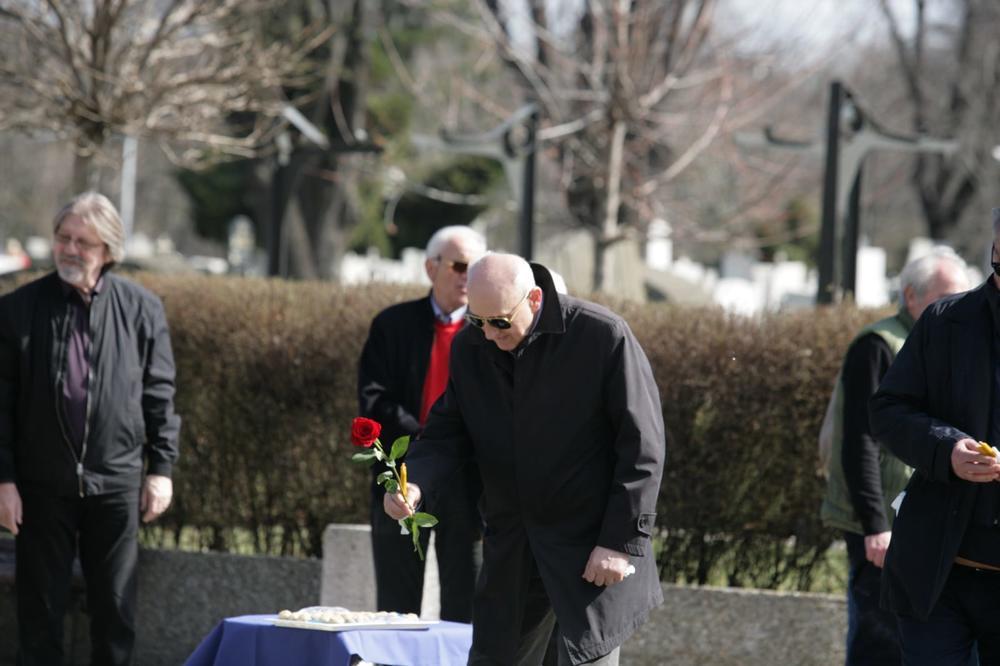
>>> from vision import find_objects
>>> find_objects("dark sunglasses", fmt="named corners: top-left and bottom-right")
top-left (993, 244), bottom-right (1000, 277)
top-left (436, 257), bottom-right (469, 274)
top-left (465, 291), bottom-right (530, 330)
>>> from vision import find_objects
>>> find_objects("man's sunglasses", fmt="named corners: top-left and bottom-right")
top-left (465, 291), bottom-right (530, 330)
top-left (993, 244), bottom-right (1000, 277)
top-left (436, 256), bottom-right (469, 274)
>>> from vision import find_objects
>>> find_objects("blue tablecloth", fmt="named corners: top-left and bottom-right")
top-left (184, 614), bottom-right (472, 666)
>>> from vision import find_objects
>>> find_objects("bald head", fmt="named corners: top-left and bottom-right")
top-left (467, 253), bottom-right (542, 351)
top-left (468, 254), bottom-right (535, 301)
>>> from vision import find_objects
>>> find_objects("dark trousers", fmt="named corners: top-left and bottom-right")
top-left (844, 531), bottom-right (901, 665)
top-left (466, 553), bottom-right (619, 666)
top-left (897, 564), bottom-right (998, 666)
top-left (16, 488), bottom-right (140, 666)
top-left (370, 485), bottom-right (482, 622)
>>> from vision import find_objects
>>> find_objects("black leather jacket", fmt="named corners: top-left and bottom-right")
top-left (0, 271), bottom-right (180, 497)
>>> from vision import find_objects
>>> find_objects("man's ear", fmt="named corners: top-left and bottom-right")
top-left (528, 286), bottom-right (543, 310)
top-left (902, 285), bottom-right (915, 313)
top-left (425, 259), bottom-right (436, 282)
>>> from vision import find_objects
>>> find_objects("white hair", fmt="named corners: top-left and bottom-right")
top-left (425, 225), bottom-right (486, 259)
top-left (53, 191), bottom-right (126, 264)
top-left (897, 246), bottom-right (968, 306)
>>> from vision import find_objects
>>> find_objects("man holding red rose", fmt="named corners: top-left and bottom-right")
top-left (385, 253), bottom-right (666, 666)
top-left (358, 225), bottom-right (486, 622)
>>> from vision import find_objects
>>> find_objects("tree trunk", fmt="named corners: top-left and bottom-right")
top-left (290, 0), bottom-right (371, 282)
top-left (284, 195), bottom-right (319, 279)
top-left (72, 151), bottom-right (100, 193)
top-left (595, 120), bottom-right (627, 293)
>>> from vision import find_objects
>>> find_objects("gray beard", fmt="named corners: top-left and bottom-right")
top-left (56, 263), bottom-right (86, 286)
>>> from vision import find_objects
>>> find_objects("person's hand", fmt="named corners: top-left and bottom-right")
top-left (141, 475), bottom-right (173, 523)
top-left (0, 482), bottom-right (22, 535)
top-left (864, 531), bottom-right (891, 568)
top-left (582, 546), bottom-right (633, 587)
top-left (951, 438), bottom-right (1000, 483)
top-left (383, 483), bottom-right (421, 521)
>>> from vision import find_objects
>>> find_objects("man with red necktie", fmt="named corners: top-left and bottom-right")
top-left (358, 225), bottom-right (486, 621)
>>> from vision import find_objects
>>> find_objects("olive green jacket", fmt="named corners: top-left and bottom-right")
top-left (820, 309), bottom-right (913, 535)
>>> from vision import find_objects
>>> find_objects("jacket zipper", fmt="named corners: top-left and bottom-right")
top-left (53, 299), bottom-right (89, 498)
top-left (78, 293), bottom-right (95, 498)
top-left (80, 301), bottom-right (93, 498)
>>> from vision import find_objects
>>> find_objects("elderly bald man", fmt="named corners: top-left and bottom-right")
top-left (385, 253), bottom-right (666, 666)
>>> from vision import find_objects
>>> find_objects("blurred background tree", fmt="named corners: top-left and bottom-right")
top-left (1, 0), bottom-right (998, 279)
top-left (0, 0), bottom-right (327, 190)
top-left (873, 0), bottom-right (1000, 248)
top-left (176, 0), bottom-right (505, 278)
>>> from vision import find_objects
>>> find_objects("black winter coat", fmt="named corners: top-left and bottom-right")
top-left (407, 264), bottom-right (666, 663)
top-left (358, 296), bottom-right (434, 450)
top-left (0, 271), bottom-right (180, 497)
top-left (357, 295), bottom-right (480, 522)
top-left (870, 281), bottom-right (993, 620)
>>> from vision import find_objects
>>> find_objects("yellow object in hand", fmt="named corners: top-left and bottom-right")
top-left (400, 463), bottom-right (408, 502)
top-left (978, 441), bottom-right (998, 458)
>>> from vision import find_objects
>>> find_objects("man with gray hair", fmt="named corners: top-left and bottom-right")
top-left (385, 253), bottom-right (665, 665)
top-left (358, 224), bottom-right (487, 621)
top-left (822, 247), bottom-right (969, 665)
top-left (0, 192), bottom-right (181, 665)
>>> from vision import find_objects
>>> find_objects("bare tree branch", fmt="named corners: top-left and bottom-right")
top-left (0, 0), bottom-right (327, 184)
top-left (637, 70), bottom-right (732, 194)
top-left (877, 0), bottom-right (925, 130)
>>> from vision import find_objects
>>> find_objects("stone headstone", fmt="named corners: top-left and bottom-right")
top-left (720, 250), bottom-right (756, 281)
top-left (320, 523), bottom-right (442, 619)
top-left (136, 548), bottom-right (319, 666)
top-left (855, 246), bottom-right (889, 307)
top-left (321, 524), bottom-right (377, 611)
top-left (645, 218), bottom-right (673, 271)
top-left (419, 531), bottom-right (440, 620)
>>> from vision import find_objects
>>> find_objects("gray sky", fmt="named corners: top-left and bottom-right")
top-left (504, 0), bottom-right (958, 65)
top-left (721, 0), bottom-right (920, 50)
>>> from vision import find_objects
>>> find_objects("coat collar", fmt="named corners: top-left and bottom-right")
top-left (529, 262), bottom-right (566, 337)
top-left (942, 280), bottom-right (991, 440)
top-left (941, 280), bottom-right (990, 324)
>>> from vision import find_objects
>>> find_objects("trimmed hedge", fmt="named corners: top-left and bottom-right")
top-left (609, 300), bottom-right (878, 588)
top-left (1, 272), bottom-right (886, 589)
top-left (145, 275), bottom-right (421, 557)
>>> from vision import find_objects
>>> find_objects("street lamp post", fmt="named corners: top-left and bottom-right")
top-left (738, 81), bottom-right (960, 304)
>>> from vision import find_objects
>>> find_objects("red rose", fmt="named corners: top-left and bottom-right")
top-left (351, 417), bottom-right (381, 448)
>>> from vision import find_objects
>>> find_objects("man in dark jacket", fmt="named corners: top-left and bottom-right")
top-left (870, 208), bottom-right (1000, 665)
top-left (358, 225), bottom-right (486, 620)
top-left (821, 248), bottom-right (968, 665)
top-left (385, 253), bottom-right (666, 665)
top-left (0, 192), bottom-right (181, 666)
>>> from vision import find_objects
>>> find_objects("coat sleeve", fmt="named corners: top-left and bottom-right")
top-left (404, 374), bottom-right (472, 499)
top-left (869, 313), bottom-right (966, 485)
top-left (841, 334), bottom-right (895, 535)
top-left (0, 294), bottom-right (17, 483)
top-left (142, 296), bottom-right (181, 477)
top-left (597, 321), bottom-right (667, 557)
top-left (357, 314), bottom-right (421, 439)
